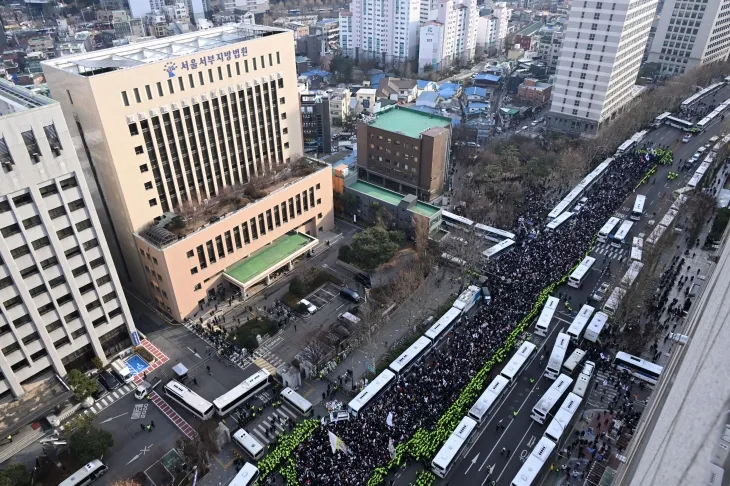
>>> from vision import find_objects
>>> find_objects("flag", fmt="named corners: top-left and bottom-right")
top-left (328, 431), bottom-right (350, 454)
top-left (386, 411), bottom-right (394, 427)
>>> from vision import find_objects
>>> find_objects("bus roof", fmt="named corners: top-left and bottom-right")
top-left (569, 256), bottom-right (596, 282)
top-left (389, 336), bottom-right (432, 374)
top-left (632, 195), bottom-right (646, 213)
top-left (546, 211), bottom-right (573, 230)
top-left (474, 223), bottom-right (516, 240)
top-left (621, 261), bottom-right (644, 287)
top-left (442, 210), bottom-right (474, 227)
top-left (432, 417), bottom-right (477, 468)
top-left (228, 463), bottom-right (259, 486)
top-left (599, 217), bottom-right (621, 235)
top-left (547, 159), bottom-right (612, 219)
top-left (613, 220), bottom-right (634, 240)
top-left (213, 370), bottom-right (270, 409)
top-left (482, 239), bottom-right (515, 259)
top-left (348, 369), bottom-right (395, 413)
top-left (536, 296), bottom-right (559, 329)
top-left (512, 438), bottom-right (556, 486)
top-left (425, 307), bottom-right (461, 341)
top-left (232, 429), bottom-right (264, 455)
top-left (59, 461), bottom-right (106, 486)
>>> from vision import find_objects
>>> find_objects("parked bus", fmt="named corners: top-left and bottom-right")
top-left (441, 252), bottom-right (467, 267)
top-left (510, 437), bottom-right (556, 486)
top-left (442, 210), bottom-right (474, 231)
top-left (228, 463), bottom-right (260, 486)
top-left (562, 349), bottom-right (586, 375)
top-left (280, 387), bottom-right (314, 417)
top-left (431, 416), bottom-right (478, 478)
top-left (546, 211), bottom-right (573, 231)
top-left (348, 369), bottom-right (396, 418)
top-left (611, 220), bottom-right (634, 248)
top-left (214, 370), bottom-right (271, 416)
top-left (232, 428), bottom-right (265, 460)
top-left (621, 261), bottom-right (644, 288)
top-left (630, 246), bottom-right (642, 262)
top-left (482, 239), bottom-right (516, 260)
top-left (474, 223), bottom-right (516, 242)
top-left (603, 287), bottom-right (626, 316)
top-left (568, 256), bottom-right (596, 288)
top-left (566, 304), bottom-right (594, 342)
top-left (535, 296), bottom-right (559, 337)
top-left (572, 361), bottom-right (595, 398)
top-left (59, 461), bottom-right (108, 486)
top-left (614, 351), bottom-right (664, 385)
top-left (164, 380), bottom-right (215, 420)
top-left (500, 341), bottom-right (537, 385)
top-left (652, 111), bottom-right (672, 127)
top-left (388, 336), bottom-right (432, 376)
top-left (584, 312), bottom-right (609, 343)
top-left (547, 158), bottom-right (612, 221)
top-left (468, 375), bottom-right (510, 425)
top-left (544, 393), bottom-right (583, 443)
top-left (531, 374), bottom-right (573, 424)
top-left (545, 333), bottom-right (570, 380)
top-left (425, 307), bottom-right (461, 343)
top-left (665, 115), bottom-right (695, 131)
top-left (630, 195), bottom-right (646, 221)
top-left (598, 217), bottom-right (621, 243)
top-left (453, 285), bottom-right (482, 314)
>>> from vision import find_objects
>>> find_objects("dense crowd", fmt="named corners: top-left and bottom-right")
top-left (291, 147), bottom-right (666, 486)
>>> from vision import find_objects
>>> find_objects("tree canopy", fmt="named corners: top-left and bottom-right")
top-left (67, 369), bottom-right (99, 401)
top-left (67, 417), bottom-right (113, 466)
top-left (330, 55), bottom-right (354, 83)
top-left (347, 226), bottom-right (403, 270)
top-left (0, 464), bottom-right (28, 486)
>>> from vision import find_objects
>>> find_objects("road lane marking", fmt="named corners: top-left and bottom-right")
top-left (493, 421), bottom-right (537, 484)
top-left (465, 453), bottom-right (480, 474)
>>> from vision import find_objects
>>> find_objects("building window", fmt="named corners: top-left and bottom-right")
top-left (122, 91), bottom-right (130, 106)
top-left (133, 88), bottom-right (141, 103)
top-left (191, 267), bottom-right (198, 275)
top-left (129, 124), bottom-right (139, 136)
top-left (149, 198), bottom-right (157, 206)
top-left (194, 283), bottom-right (202, 291)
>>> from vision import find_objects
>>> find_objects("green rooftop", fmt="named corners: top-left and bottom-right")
top-left (413, 202), bottom-right (440, 217)
top-left (368, 107), bottom-right (451, 138)
top-left (349, 180), bottom-right (404, 206)
top-left (225, 232), bottom-right (313, 284)
top-left (349, 180), bottom-right (441, 218)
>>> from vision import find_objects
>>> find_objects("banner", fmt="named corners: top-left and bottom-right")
top-left (328, 431), bottom-right (350, 454)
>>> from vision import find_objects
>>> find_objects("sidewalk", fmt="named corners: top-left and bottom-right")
top-left (327, 268), bottom-right (461, 392)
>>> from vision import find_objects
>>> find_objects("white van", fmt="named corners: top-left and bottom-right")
top-left (111, 359), bottom-right (133, 383)
top-left (297, 299), bottom-right (317, 314)
top-left (339, 312), bottom-right (361, 325)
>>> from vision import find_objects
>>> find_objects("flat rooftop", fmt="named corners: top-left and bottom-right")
top-left (42, 24), bottom-right (289, 75)
top-left (368, 106), bottom-right (452, 138)
top-left (0, 79), bottom-right (53, 111)
top-left (348, 180), bottom-right (440, 217)
top-left (225, 232), bottom-right (313, 284)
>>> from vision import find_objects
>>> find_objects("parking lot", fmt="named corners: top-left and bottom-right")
top-left (305, 282), bottom-right (342, 309)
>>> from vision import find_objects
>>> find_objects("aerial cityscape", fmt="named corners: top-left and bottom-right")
top-left (0, 0), bottom-right (728, 485)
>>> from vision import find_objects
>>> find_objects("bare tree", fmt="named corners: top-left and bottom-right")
top-left (412, 215), bottom-right (430, 258)
top-left (298, 334), bottom-right (331, 374)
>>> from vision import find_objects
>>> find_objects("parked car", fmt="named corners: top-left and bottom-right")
top-left (340, 287), bottom-right (361, 303)
top-left (135, 377), bottom-right (162, 399)
top-left (591, 282), bottom-right (611, 302)
top-left (682, 134), bottom-right (692, 143)
top-left (297, 298), bottom-right (317, 315)
top-left (98, 371), bottom-right (121, 391)
top-left (93, 379), bottom-right (109, 400)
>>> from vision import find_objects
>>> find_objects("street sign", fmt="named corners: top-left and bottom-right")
top-left (131, 331), bottom-right (141, 346)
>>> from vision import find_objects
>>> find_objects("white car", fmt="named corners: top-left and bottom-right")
top-left (521, 125), bottom-right (528, 130)
top-left (682, 134), bottom-right (692, 143)
top-left (709, 135), bottom-right (720, 143)
top-left (592, 282), bottom-right (611, 302)
top-left (531, 120), bottom-right (539, 126)
top-left (697, 146), bottom-right (707, 153)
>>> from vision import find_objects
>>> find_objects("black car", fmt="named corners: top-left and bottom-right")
top-left (98, 371), bottom-right (121, 391)
top-left (356, 273), bottom-right (372, 288)
top-left (92, 378), bottom-right (109, 400)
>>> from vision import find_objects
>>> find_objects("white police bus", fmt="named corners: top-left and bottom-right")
top-left (562, 349), bottom-right (586, 375)
top-left (388, 336), bottom-right (432, 376)
top-left (535, 296), bottom-right (559, 337)
top-left (431, 416), bottom-right (478, 477)
top-left (598, 217), bottom-right (621, 243)
top-left (228, 463), bottom-right (260, 486)
top-left (630, 195), bottom-right (646, 221)
top-left (545, 333), bottom-right (570, 380)
top-left (214, 370), bottom-right (271, 416)
top-left (510, 437), bottom-right (556, 486)
top-left (500, 341), bottom-right (537, 385)
top-left (614, 351), bottom-right (664, 385)
top-left (568, 256), bottom-right (596, 288)
top-left (531, 374), bottom-right (573, 424)
top-left (544, 392), bottom-right (583, 443)
top-left (611, 220), bottom-right (634, 248)
top-left (280, 387), bottom-right (313, 417)
top-left (59, 460), bottom-right (108, 486)
top-left (566, 304), bottom-right (594, 342)
top-left (232, 428), bottom-right (265, 460)
top-left (348, 369), bottom-right (396, 418)
top-left (468, 375), bottom-right (510, 425)
top-left (164, 380), bottom-right (215, 420)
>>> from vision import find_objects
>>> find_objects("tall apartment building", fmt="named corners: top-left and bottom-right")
top-left (647, 0), bottom-right (730, 76)
top-left (357, 106), bottom-right (451, 201)
top-left (338, 0), bottom-right (422, 64)
top-left (418, 0), bottom-right (479, 74)
top-left (0, 81), bottom-right (136, 399)
top-left (129, 0), bottom-right (166, 19)
top-left (42, 25), bottom-right (322, 321)
top-left (301, 92), bottom-right (332, 155)
top-left (546, 0), bottom-right (658, 136)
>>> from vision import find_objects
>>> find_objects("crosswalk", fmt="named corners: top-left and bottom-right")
top-left (0, 427), bottom-right (45, 464)
top-left (83, 382), bottom-right (136, 415)
top-left (251, 347), bottom-right (285, 375)
top-left (585, 370), bottom-right (620, 409)
top-left (247, 403), bottom-right (300, 444)
top-left (592, 242), bottom-right (628, 261)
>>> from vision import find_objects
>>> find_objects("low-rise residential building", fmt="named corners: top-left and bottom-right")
top-left (517, 78), bottom-right (551, 104)
top-left (354, 88), bottom-right (377, 114)
top-left (329, 88), bottom-right (351, 124)
top-left (357, 106), bottom-right (452, 201)
top-left (537, 29), bottom-right (562, 72)
top-left (376, 77), bottom-right (419, 103)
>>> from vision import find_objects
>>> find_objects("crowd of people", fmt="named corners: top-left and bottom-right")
top-left (291, 147), bottom-right (667, 485)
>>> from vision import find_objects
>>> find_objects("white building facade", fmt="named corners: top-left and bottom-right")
top-left (547, 0), bottom-right (658, 136)
top-left (647, 0), bottom-right (730, 76)
top-left (0, 81), bottom-right (137, 399)
top-left (418, 0), bottom-right (479, 73)
top-left (339, 0), bottom-right (422, 64)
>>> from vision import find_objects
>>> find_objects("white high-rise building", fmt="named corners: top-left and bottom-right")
top-left (129, 0), bottom-right (165, 19)
top-left (0, 80), bottom-right (137, 399)
top-left (490, 2), bottom-right (511, 51)
top-left (418, 0), bottom-right (479, 73)
top-left (339, 0), bottom-right (422, 64)
top-left (546, 0), bottom-right (658, 136)
top-left (647, 0), bottom-right (730, 76)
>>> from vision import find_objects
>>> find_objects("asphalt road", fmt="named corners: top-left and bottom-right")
top-left (392, 99), bottom-right (730, 486)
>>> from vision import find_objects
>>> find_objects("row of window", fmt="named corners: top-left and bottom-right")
top-left (0, 124), bottom-right (63, 174)
top-left (121, 51), bottom-right (283, 107)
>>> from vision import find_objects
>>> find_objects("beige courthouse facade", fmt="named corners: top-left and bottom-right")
top-left (42, 25), bottom-right (334, 321)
